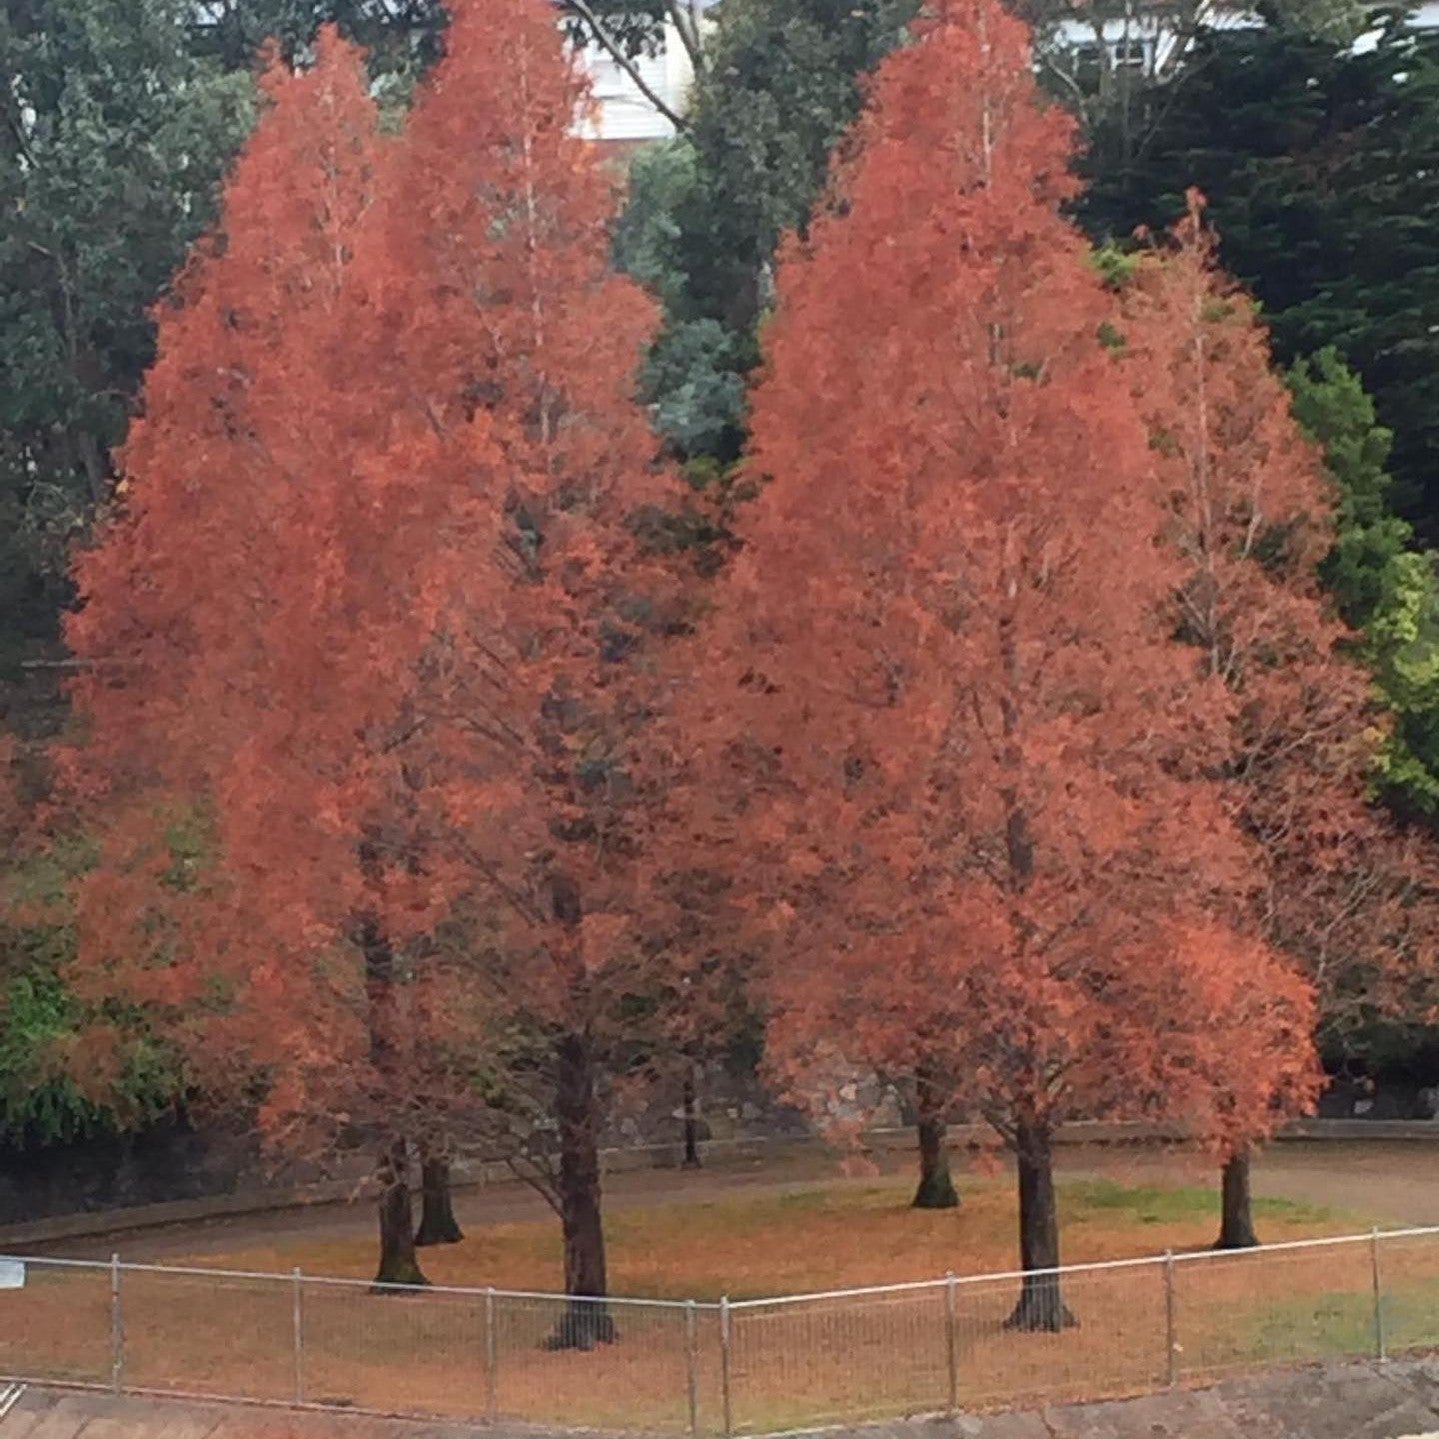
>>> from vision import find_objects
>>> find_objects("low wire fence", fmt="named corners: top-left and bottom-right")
top-left (3, 1226), bottom-right (1438, 1434)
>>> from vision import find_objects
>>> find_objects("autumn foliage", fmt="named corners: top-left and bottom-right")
top-left (1119, 200), bottom-right (1439, 1244)
top-left (674, 0), bottom-right (1319, 1326)
top-left (65, 0), bottom-right (685, 1314)
top-left (347, 0), bottom-right (687, 1330)
top-left (65, 29), bottom-right (397, 1156)
top-left (53, 0), bottom-right (1439, 1351)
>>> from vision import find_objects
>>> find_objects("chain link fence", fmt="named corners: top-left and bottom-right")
top-left (3, 1226), bottom-right (1438, 1434)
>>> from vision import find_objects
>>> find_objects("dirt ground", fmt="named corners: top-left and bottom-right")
top-left (32, 1136), bottom-right (1439, 1269)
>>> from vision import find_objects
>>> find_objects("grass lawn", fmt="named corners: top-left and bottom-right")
top-left (179, 1172), bottom-right (1352, 1299)
top-left (7, 1168), bottom-right (1432, 1435)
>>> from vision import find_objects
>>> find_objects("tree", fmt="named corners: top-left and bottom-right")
top-left (1080, 12), bottom-right (1439, 545)
top-left (675, 0), bottom-right (917, 335)
top-left (680, 0), bottom-right (1315, 1330)
top-left (0, 716), bottom-right (188, 1179)
top-left (0, 0), bottom-right (254, 667)
top-left (0, 0), bottom-right (470, 712)
top-left (191, 0), bottom-right (448, 91)
top-left (909, 1063), bottom-right (959, 1210)
top-left (1117, 199), bottom-right (1438, 1248)
top-left (69, 0), bottom-right (689, 1317)
top-left (61, 30), bottom-right (468, 1290)
top-left (413, 1140), bottom-right (465, 1247)
top-left (613, 0), bottom-right (919, 463)
top-left (1018, 0), bottom-right (1366, 201)
top-left (341, 0), bottom-right (688, 1341)
top-left (1288, 348), bottom-right (1439, 823)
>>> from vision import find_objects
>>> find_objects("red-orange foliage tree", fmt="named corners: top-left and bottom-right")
top-left (350, 0), bottom-right (688, 1341)
top-left (1120, 201), bottom-right (1439, 1248)
top-left (678, 0), bottom-right (1318, 1329)
top-left (68, 0), bottom-right (688, 1322)
top-left (62, 33), bottom-right (476, 1289)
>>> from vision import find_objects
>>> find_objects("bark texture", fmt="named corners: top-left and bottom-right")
top-left (373, 1137), bottom-right (429, 1291)
top-left (414, 1151), bottom-right (465, 1247)
top-left (544, 1030), bottom-right (616, 1349)
top-left (682, 1067), bottom-right (701, 1169)
top-left (1215, 1150), bottom-right (1260, 1250)
top-left (912, 1065), bottom-right (959, 1210)
top-left (1004, 1121), bottom-right (1075, 1331)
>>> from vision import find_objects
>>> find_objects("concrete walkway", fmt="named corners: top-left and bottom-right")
top-left (0, 1387), bottom-right (615, 1439)
top-left (10, 1121), bottom-right (1439, 1256)
top-left (906, 1358), bottom-right (1439, 1437)
top-left (24, 1135), bottom-right (1439, 1267)
top-left (9, 1360), bottom-right (1439, 1439)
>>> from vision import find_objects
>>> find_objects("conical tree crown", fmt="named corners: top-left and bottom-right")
top-left (68, 29), bottom-right (382, 790)
top-left (367, 0), bottom-right (663, 521)
top-left (685, 0), bottom-right (1312, 1153)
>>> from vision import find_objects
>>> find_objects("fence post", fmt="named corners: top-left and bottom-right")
top-left (685, 1300), bottom-right (699, 1438)
top-left (719, 1296), bottom-right (733, 1439)
top-left (1371, 1228), bottom-right (1387, 1362)
top-left (1163, 1251), bottom-right (1177, 1388)
top-left (944, 1272), bottom-right (958, 1416)
top-left (109, 1253), bottom-right (123, 1395)
top-left (292, 1267), bottom-right (305, 1404)
top-left (485, 1287), bottom-right (498, 1422)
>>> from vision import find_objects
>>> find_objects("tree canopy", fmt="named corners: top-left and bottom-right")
top-left (1081, 12), bottom-right (1439, 545)
top-left (0, 0), bottom-right (254, 662)
top-left (676, 0), bottom-right (1318, 1325)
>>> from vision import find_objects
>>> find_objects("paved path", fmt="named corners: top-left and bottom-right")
top-left (9, 1360), bottom-right (1439, 1439)
top-left (1059, 1138), bottom-right (1439, 1231)
top-left (0, 1387), bottom-right (597, 1439)
top-left (29, 1136), bottom-right (1439, 1266)
top-left (867, 1359), bottom-right (1439, 1437)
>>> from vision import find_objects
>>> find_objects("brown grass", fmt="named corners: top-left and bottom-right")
top-left (175, 1171), bottom-right (1354, 1299)
top-left (5, 1169), bottom-right (1431, 1435)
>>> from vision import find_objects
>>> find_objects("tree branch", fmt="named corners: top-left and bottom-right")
top-left (664, 0), bottom-right (706, 74)
top-left (562, 0), bottom-right (690, 132)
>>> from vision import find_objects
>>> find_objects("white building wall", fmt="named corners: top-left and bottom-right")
top-left (575, 1), bottom-right (1439, 147)
top-left (1053, 0), bottom-right (1439, 70)
top-left (574, 17), bottom-right (703, 145)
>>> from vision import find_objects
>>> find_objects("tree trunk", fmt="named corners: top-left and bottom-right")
top-left (414, 1150), bottom-right (464, 1247)
top-left (682, 1066), bottom-right (701, 1169)
top-left (911, 1066), bottom-right (959, 1210)
top-left (1215, 1149), bottom-right (1260, 1250)
top-left (544, 1031), bottom-right (615, 1350)
top-left (373, 1138), bottom-right (429, 1291)
top-left (1005, 1121), bottom-right (1076, 1331)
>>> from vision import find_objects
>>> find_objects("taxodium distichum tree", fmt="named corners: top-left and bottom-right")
top-left (62, 33), bottom-right (483, 1289)
top-left (681, 0), bottom-right (1317, 1329)
top-left (68, 0), bottom-right (688, 1313)
top-left (350, 0), bottom-right (687, 1341)
top-left (1120, 199), bottom-right (1439, 1248)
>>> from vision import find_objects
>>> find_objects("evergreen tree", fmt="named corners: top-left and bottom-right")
top-left (617, 0), bottom-right (918, 462)
top-left (1080, 10), bottom-right (1439, 540)
top-left (0, 0), bottom-right (253, 665)
top-left (1289, 348), bottom-right (1439, 820)
top-left (190, 0), bottom-right (447, 88)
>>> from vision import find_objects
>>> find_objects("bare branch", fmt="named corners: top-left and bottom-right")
top-left (663, 0), bottom-right (706, 74)
top-left (561, 0), bottom-right (690, 132)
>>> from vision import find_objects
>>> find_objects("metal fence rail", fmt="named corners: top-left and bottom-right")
top-left (3, 1225), bottom-right (1438, 1435)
